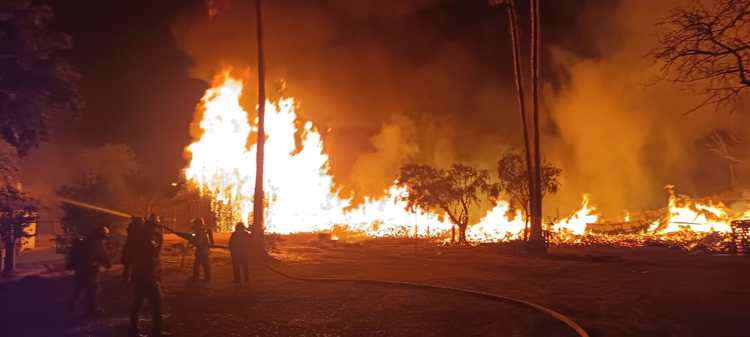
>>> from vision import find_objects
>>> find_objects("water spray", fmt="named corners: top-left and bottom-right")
top-left (57, 197), bottom-right (134, 219)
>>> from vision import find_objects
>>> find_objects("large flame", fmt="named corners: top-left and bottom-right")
top-left (185, 72), bottom-right (348, 232)
top-left (185, 75), bottom-right (254, 230)
top-left (185, 71), bottom-right (743, 248)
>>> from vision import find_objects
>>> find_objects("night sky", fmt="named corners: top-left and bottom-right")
top-left (50, 0), bottom-right (206, 185)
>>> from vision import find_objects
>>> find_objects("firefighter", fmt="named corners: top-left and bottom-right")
top-left (121, 216), bottom-right (144, 282)
top-left (190, 218), bottom-right (211, 283)
top-left (229, 222), bottom-right (251, 284)
top-left (129, 214), bottom-right (169, 337)
top-left (68, 225), bottom-right (111, 317)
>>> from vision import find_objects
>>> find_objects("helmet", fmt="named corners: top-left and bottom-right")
top-left (147, 213), bottom-right (160, 223)
top-left (235, 222), bottom-right (247, 231)
top-left (192, 217), bottom-right (206, 229)
top-left (91, 225), bottom-right (110, 238)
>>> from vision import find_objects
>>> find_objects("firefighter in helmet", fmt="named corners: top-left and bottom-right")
top-left (190, 218), bottom-right (211, 282)
top-left (68, 225), bottom-right (111, 317)
top-left (129, 213), bottom-right (169, 337)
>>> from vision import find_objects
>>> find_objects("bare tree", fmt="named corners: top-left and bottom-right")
top-left (652, 0), bottom-right (750, 112)
top-left (706, 129), bottom-right (743, 190)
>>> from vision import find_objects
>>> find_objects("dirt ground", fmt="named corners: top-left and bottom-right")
top-left (2, 234), bottom-right (749, 337)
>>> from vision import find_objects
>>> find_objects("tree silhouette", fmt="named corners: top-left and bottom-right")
top-left (0, 1), bottom-right (79, 275)
top-left (652, 0), bottom-right (750, 112)
top-left (57, 144), bottom-right (141, 235)
top-left (0, 186), bottom-right (37, 277)
top-left (0, 2), bottom-right (82, 156)
top-left (497, 151), bottom-right (561, 240)
top-left (398, 164), bottom-right (498, 244)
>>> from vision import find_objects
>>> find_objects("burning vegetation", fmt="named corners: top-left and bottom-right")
top-left (184, 70), bottom-right (746, 253)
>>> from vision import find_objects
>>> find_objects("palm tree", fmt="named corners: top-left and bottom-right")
top-left (251, 0), bottom-right (267, 253)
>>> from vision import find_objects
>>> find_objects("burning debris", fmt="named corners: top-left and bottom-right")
top-left (184, 70), bottom-right (748, 252)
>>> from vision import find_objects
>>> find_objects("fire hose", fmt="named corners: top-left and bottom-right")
top-left (261, 261), bottom-right (589, 337)
top-left (60, 198), bottom-right (590, 337)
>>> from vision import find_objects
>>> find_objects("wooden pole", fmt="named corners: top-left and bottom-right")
top-left (504, 1), bottom-right (535, 244)
top-left (251, 0), bottom-right (267, 253)
top-left (529, 0), bottom-right (545, 251)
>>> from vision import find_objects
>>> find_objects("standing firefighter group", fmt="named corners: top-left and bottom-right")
top-left (66, 215), bottom-right (254, 337)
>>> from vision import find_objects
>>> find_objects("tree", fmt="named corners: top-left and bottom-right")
top-left (0, 2), bottom-right (79, 275)
top-left (397, 164), bottom-right (498, 244)
top-left (251, 0), bottom-right (267, 254)
top-left (57, 144), bottom-right (140, 235)
top-left (705, 129), bottom-right (743, 190)
top-left (0, 1), bottom-right (82, 156)
top-left (58, 179), bottom-right (120, 236)
top-left (497, 151), bottom-right (561, 240)
top-left (0, 186), bottom-right (37, 277)
top-left (0, 141), bottom-right (17, 186)
top-left (652, 0), bottom-right (750, 112)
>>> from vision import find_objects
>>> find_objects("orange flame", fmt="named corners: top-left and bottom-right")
top-left (185, 71), bottom-right (741, 247)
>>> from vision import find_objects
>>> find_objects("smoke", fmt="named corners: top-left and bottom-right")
top-left (172, 0), bottom-right (749, 217)
top-left (18, 142), bottom-right (144, 218)
top-left (346, 116), bottom-right (419, 203)
top-left (171, 0), bottom-right (525, 200)
top-left (545, 0), bottom-right (750, 216)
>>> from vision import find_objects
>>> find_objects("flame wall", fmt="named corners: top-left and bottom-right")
top-left (173, 0), bottom-right (750, 219)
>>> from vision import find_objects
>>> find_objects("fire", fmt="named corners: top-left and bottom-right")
top-left (185, 74), bottom-right (254, 230)
top-left (654, 186), bottom-right (732, 234)
top-left (185, 71), bottom-right (347, 232)
top-left (185, 71), bottom-right (742, 249)
top-left (556, 194), bottom-right (598, 236)
top-left (469, 203), bottom-right (526, 241)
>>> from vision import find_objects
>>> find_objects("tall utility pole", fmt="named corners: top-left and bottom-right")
top-left (529, 0), bottom-right (545, 251)
top-left (499, 0), bottom-right (534, 240)
top-left (490, 0), bottom-right (536, 243)
top-left (252, 0), bottom-right (267, 253)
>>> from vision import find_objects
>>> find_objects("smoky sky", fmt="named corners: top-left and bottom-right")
top-left (32, 0), bottom-right (746, 218)
top-left (43, 0), bottom-right (608, 186)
